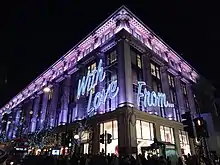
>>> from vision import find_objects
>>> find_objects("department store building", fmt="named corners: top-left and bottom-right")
top-left (0, 6), bottom-right (200, 157)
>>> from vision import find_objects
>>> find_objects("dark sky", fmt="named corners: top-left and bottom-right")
top-left (0, 1), bottom-right (219, 107)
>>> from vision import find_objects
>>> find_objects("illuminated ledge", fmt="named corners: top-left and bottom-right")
top-left (0, 6), bottom-right (199, 113)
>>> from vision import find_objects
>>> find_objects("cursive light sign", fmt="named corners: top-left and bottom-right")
top-left (77, 59), bottom-right (119, 115)
top-left (137, 81), bottom-right (174, 108)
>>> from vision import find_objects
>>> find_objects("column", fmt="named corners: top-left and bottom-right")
top-left (7, 113), bottom-right (14, 139)
top-left (0, 112), bottom-right (2, 134)
top-left (186, 84), bottom-right (197, 116)
top-left (13, 108), bottom-right (21, 138)
top-left (118, 107), bottom-right (137, 155)
top-left (48, 84), bottom-right (59, 128)
top-left (31, 96), bottom-right (40, 133)
top-left (117, 35), bottom-right (133, 106)
top-left (160, 66), bottom-right (172, 118)
top-left (92, 123), bottom-right (99, 154)
top-left (175, 76), bottom-right (185, 115)
top-left (59, 76), bottom-right (71, 125)
top-left (25, 100), bottom-right (33, 133)
top-left (40, 93), bottom-right (49, 129)
top-left (174, 128), bottom-right (181, 156)
top-left (142, 53), bottom-right (152, 89)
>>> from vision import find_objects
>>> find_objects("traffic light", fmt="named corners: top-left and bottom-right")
top-left (107, 133), bottom-right (112, 144)
top-left (193, 117), bottom-right (209, 140)
top-left (100, 133), bottom-right (104, 144)
top-left (181, 111), bottom-right (195, 138)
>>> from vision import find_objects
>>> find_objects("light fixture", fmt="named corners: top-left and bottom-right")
top-left (74, 134), bottom-right (79, 140)
top-left (43, 86), bottom-right (51, 93)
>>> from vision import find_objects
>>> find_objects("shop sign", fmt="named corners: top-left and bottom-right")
top-left (137, 81), bottom-right (174, 108)
top-left (77, 59), bottom-right (119, 115)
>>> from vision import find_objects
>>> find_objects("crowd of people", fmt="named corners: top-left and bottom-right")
top-left (19, 153), bottom-right (207, 165)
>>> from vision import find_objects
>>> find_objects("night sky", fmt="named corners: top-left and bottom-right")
top-left (1, 1), bottom-right (219, 107)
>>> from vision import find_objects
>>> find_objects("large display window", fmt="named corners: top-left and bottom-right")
top-left (136, 120), bottom-right (154, 154)
top-left (179, 130), bottom-right (191, 155)
top-left (160, 126), bottom-right (175, 144)
top-left (100, 120), bottom-right (118, 155)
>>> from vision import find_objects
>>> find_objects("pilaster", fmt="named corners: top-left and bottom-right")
top-left (40, 93), bottom-right (49, 129)
top-left (0, 113), bottom-right (2, 134)
top-left (31, 96), bottom-right (40, 132)
top-left (174, 128), bottom-right (181, 156)
top-left (59, 76), bottom-right (71, 125)
top-left (117, 106), bottom-right (137, 155)
top-left (186, 84), bottom-right (196, 116)
top-left (48, 84), bottom-right (59, 128)
top-left (92, 123), bottom-right (100, 154)
top-left (13, 108), bottom-right (21, 138)
top-left (175, 76), bottom-right (185, 115)
top-left (160, 66), bottom-right (172, 118)
top-left (116, 37), bottom-right (133, 106)
top-left (142, 53), bottom-right (152, 89)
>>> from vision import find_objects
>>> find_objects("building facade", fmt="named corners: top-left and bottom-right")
top-left (0, 6), bottom-right (200, 157)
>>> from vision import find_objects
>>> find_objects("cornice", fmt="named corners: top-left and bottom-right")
top-left (0, 6), bottom-right (199, 113)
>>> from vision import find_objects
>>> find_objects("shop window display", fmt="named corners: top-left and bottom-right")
top-left (179, 130), bottom-right (191, 155)
top-left (160, 126), bottom-right (175, 144)
top-left (100, 120), bottom-right (118, 155)
top-left (136, 120), bottom-right (154, 155)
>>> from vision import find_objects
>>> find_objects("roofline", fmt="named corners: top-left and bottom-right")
top-left (0, 5), bottom-right (200, 113)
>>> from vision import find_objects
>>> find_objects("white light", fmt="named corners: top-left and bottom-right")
top-left (74, 134), bottom-right (79, 139)
top-left (29, 111), bottom-right (33, 115)
top-left (10, 162), bottom-right (14, 165)
top-left (43, 86), bottom-right (51, 93)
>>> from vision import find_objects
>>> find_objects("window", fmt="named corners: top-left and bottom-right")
top-left (179, 130), bottom-right (191, 155)
top-left (150, 62), bottom-right (160, 79)
top-left (87, 62), bottom-right (96, 95)
top-left (137, 54), bottom-right (142, 68)
top-left (181, 82), bottom-right (190, 111)
top-left (150, 62), bottom-right (164, 116)
top-left (100, 120), bottom-right (118, 155)
top-left (168, 73), bottom-right (180, 121)
top-left (107, 50), bottom-right (117, 65)
top-left (136, 120), bottom-right (155, 155)
top-left (160, 126), bottom-right (175, 144)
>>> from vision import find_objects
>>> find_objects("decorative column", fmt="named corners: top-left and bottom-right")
top-left (160, 66), bottom-right (172, 118)
top-left (186, 84), bottom-right (196, 116)
top-left (7, 113), bottom-right (14, 139)
top-left (40, 93), bottom-right (49, 129)
top-left (92, 123), bottom-right (99, 154)
top-left (59, 76), bottom-right (71, 125)
top-left (116, 35), bottom-right (133, 106)
top-left (25, 100), bottom-right (33, 133)
top-left (48, 84), bottom-right (59, 128)
top-left (174, 128), bottom-right (182, 156)
top-left (142, 52), bottom-right (152, 89)
top-left (175, 76), bottom-right (185, 115)
top-left (118, 107), bottom-right (137, 155)
top-left (0, 112), bottom-right (2, 134)
top-left (141, 52), bottom-right (153, 112)
top-left (97, 53), bottom-right (106, 114)
top-left (31, 96), bottom-right (40, 133)
top-left (13, 108), bottom-right (21, 138)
